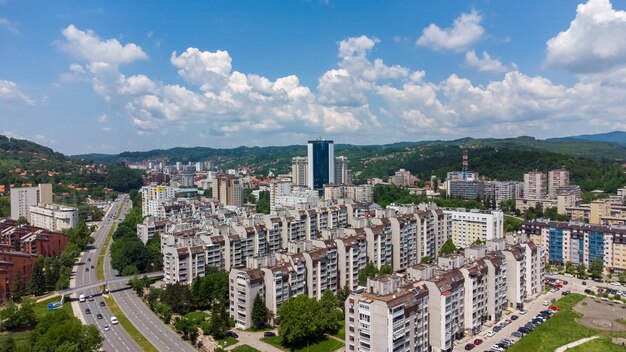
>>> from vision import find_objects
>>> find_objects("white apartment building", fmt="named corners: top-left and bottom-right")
top-left (345, 276), bottom-right (430, 352)
top-left (335, 234), bottom-right (368, 291)
top-left (28, 203), bottom-right (78, 232)
top-left (303, 247), bottom-right (338, 299)
top-left (484, 181), bottom-right (523, 206)
top-left (229, 268), bottom-right (264, 329)
top-left (444, 208), bottom-right (504, 248)
top-left (522, 241), bottom-right (544, 300)
top-left (502, 246), bottom-right (527, 309)
top-left (523, 172), bottom-right (547, 199)
top-left (162, 244), bottom-right (206, 285)
top-left (459, 259), bottom-right (488, 335)
top-left (291, 156), bottom-right (308, 186)
top-left (10, 183), bottom-right (52, 220)
top-left (140, 185), bottom-right (176, 218)
top-left (270, 179), bottom-right (292, 212)
top-left (422, 269), bottom-right (465, 352)
top-left (548, 169), bottom-right (570, 199)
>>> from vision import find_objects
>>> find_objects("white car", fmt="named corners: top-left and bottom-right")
top-left (491, 345), bottom-right (505, 352)
top-left (486, 330), bottom-right (496, 337)
top-left (543, 300), bottom-right (550, 306)
top-left (111, 316), bottom-right (119, 325)
top-left (519, 309), bottom-right (528, 315)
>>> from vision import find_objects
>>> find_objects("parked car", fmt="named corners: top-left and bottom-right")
top-left (543, 300), bottom-right (550, 306)
top-left (519, 309), bottom-right (528, 315)
top-left (511, 331), bottom-right (523, 338)
top-left (493, 325), bottom-right (502, 332)
top-left (473, 338), bottom-right (483, 345)
top-left (562, 290), bottom-right (571, 296)
top-left (510, 315), bottom-right (518, 321)
top-left (549, 306), bottom-right (561, 311)
top-left (490, 345), bottom-right (505, 352)
top-left (485, 330), bottom-right (496, 337)
top-left (464, 343), bottom-right (475, 350)
top-left (264, 331), bottom-right (276, 337)
top-left (227, 331), bottom-right (239, 338)
top-left (582, 281), bottom-right (587, 285)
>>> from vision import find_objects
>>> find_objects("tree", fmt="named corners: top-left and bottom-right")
top-left (16, 216), bottom-right (29, 225)
top-left (565, 261), bottom-right (574, 275)
top-left (12, 270), bottom-right (28, 300)
top-left (161, 283), bottom-right (193, 314)
top-left (420, 256), bottom-right (433, 264)
top-left (618, 271), bottom-right (626, 285)
top-left (207, 305), bottom-right (229, 340)
top-left (438, 239), bottom-right (458, 256)
top-left (30, 256), bottom-right (46, 296)
top-left (336, 286), bottom-right (351, 313)
top-left (590, 257), bottom-right (604, 280)
top-left (251, 293), bottom-right (270, 330)
top-left (318, 289), bottom-right (341, 334)
top-left (576, 264), bottom-right (586, 278)
top-left (358, 261), bottom-right (378, 285)
top-left (256, 191), bottom-right (270, 214)
top-left (379, 264), bottom-right (393, 275)
top-left (29, 309), bottom-right (103, 352)
top-left (175, 317), bottom-right (198, 344)
top-left (278, 295), bottom-right (325, 347)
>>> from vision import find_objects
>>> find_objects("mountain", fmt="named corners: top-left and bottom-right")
top-left (550, 131), bottom-right (626, 146)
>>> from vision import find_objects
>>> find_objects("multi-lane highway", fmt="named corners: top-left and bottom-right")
top-left (72, 196), bottom-right (141, 352)
top-left (102, 198), bottom-right (196, 352)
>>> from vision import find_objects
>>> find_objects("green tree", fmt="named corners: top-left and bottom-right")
top-left (336, 286), bottom-right (351, 313)
top-left (207, 305), bottom-right (229, 340)
top-left (16, 297), bottom-right (37, 329)
top-left (251, 293), bottom-right (270, 330)
top-left (29, 309), bottom-right (103, 352)
top-left (318, 289), bottom-right (341, 334)
top-left (175, 317), bottom-right (198, 344)
top-left (256, 191), bottom-right (270, 214)
top-left (565, 261), bottom-right (574, 275)
top-left (590, 257), bottom-right (604, 280)
top-left (277, 295), bottom-right (325, 347)
top-left (12, 270), bottom-right (28, 300)
top-left (358, 261), bottom-right (378, 285)
top-left (576, 264), bottom-right (587, 278)
top-left (618, 271), bottom-right (626, 285)
top-left (420, 256), bottom-right (433, 264)
top-left (30, 256), bottom-right (46, 296)
top-left (438, 239), bottom-right (458, 256)
top-left (0, 335), bottom-right (15, 352)
top-left (379, 264), bottom-right (393, 275)
top-left (16, 216), bottom-right (28, 226)
top-left (161, 283), bottom-right (193, 314)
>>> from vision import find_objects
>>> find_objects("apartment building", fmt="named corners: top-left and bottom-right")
top-left (484, 181), bottom-right (523, 206)
top-left (502, 246), bottom-right (527, 309)
top-left (444, 208), bottom-right (504, 248)
top-left (141, 185), bottom-right (177, 218)
top-left (10, 183), bottom-right (52, 220)
top-left (447, 181), bottom-right (485, 201)
top-left (547, 169), bottom-right (570, 199)
top-left (28, 203), bottom-right (78, 232)
top-left (136, 217), bottom-right (168, 244)
top-left (291, 156), bottom-right (308, 186)
top-left (162, 244), bottom-right (206, 284)
top-left (522, 241), bottom-right (544, 300)
top-left (389, 169), bottom-right (416, 187)
top-left (422, 269), bottom-right (465, 352)
top-left (335, 234), bottom-right (368, 291)
top-left (345, 276), bottom-right (430, 352)
top-left (484, 252), bottom-right (507, 322)
top-left (324, 184), bottom-right (374, 203)
top-left (459, 259), bottom-right (488, 335)
top-left (524, 172), bottom-right (547, 199)
top-left (229, 268), bottom-right (264, 329)
top-left (303, 247), bottom-right (338, 299)
top-left (363, 222), bottom-right (393, 269)
top-left (213, 174), bottom-right (244, 207)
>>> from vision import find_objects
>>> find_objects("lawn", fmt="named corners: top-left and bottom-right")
top-left (231, 345), bottom-right (262, 352)
top-left (333, 321), bottom-right (345, 341)
top-left (508, 293), bottom-right (598, 352)
top-left (217, 335), bottom-right (238, 348)
top-left (0, 330), bottom-right (31, 349)
top-left (33, 295), bottom-right (71, 319)
top-left (568, 337), bottom-right (626, 352)
top-left (262, 335), bottom-right (345, 352)
top-left (103, 295), bottom-right (159, 352)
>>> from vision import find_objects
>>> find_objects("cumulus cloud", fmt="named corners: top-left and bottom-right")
top-left (0, 80), bottom-right (35, 105)
top-left (96, 114), bottom-right (108, 123)
top-left (417, 10), bottom-right (484, 52)
top-left (60, 25), bottom-right (148, 64)
top-left (465, 50), bottom-right (511, 73)
top-left (546, 0), bottom-right (626, 73)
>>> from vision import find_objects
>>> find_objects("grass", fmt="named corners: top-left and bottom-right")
top-left (217, 335), bottom-right (238, 347)
top-left (232, 345), bottom-right (263, 352)
top-left (33, 295), bottom-right (71, 319)
top-left (508, 293), bottom-right (597, 352)
top-left (262, 335), bottom-right (345, 352)
top-left (333, 320), bottom-right (345, 340)
top-left (567, 337), bottom-right (626, 352)
top-left (618, 319), bottom-right (626, 326)
top-left (102, 295), bottom-right (159, 352)
top-left (0, 330), bottom-right (31, 349)
top-left (96, 223), bottom-right (116, 281)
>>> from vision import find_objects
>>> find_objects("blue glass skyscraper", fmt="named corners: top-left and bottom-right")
top-left (307, 139), bottom-right (334, 190)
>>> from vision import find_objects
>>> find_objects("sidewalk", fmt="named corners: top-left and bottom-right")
top-left (554, 335), bottom-right (598, 352)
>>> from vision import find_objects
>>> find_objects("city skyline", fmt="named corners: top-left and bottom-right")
top-left (2, 0), bottom-right (626, 154)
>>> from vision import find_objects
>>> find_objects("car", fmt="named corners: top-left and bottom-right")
top-left (464, 343), bottom-right (475, 350)
top-left (103, 324), bottom-right (110, 331)
top-left (264, 331), bottom-right (276, 337)
top-left (518, 327), bottom-right (530, 334)
top-left (111, 316), bottom-right (118, 325)
top-left (96, 313), bottom-right (103, 319)
top-left (555, 283), bottom-right (563, 288)
top-left (563, 280), bottom-right (569, 285)
top-left (91, 265), bottom-right (94, 269)
top-left (511, 331), bottom-right (523, 338)
top-left (543, 300), bottom-right (550, 306)
top-left (493, 325), bottom-right (502, 332)
top-left (519, 309), bottom-right (528, 315)
top-left (549, 306), bottom-right (561, 311)
top-left (227, 331), bottom-right (239, 338)
top-left (85, 308), bottom-right (91, 314)
top-left (491, 345), bottom-right (505, 352)
top-left (85, 268), bottom-right (89, 272)
top-left (485, 330), bottom-right (496, 337)
top-left (473, 338), bottom-right (483, 345)
top-left (88, 295), bottom-right (94, 301)
top-left (550, 288), bottom-right (557, 293)
top-left (510, 315), bottom-right (518, 320)
top-left (502, 319), bottom-right (511, 326)
top-left (99, 301), bottom-right (106, 307)
top-left (582, 281), bottom-right (587, 285)
top-left (87, 258), bottom-right (91, 261)
top-left (562, 290), bottom-right (571, 296)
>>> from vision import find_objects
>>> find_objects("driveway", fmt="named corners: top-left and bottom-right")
top-left (226, 330), bottom-right (283, 352)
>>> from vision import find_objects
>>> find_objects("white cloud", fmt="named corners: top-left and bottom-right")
top-left (96, 114), bottom-right (108, 123)
top-left (0, 80), bottom-right (35, 105)
top-left (60, 25), bottom-right (148, 64)
top-left (546, 0), bottom-right (626, 73)
top-left (0, 18), bottom-right (18, 34)
top-left (465, 50), bottom-right (510, 73)
top-left (102, 126), bottom-right (112, 132)
top-left (417, 10), bottom-right (484, 52)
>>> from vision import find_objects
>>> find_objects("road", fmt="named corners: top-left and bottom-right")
top-left (71, 196), bottom-right (142, 352)
top-left (103, 198), bottom-right (196, 352)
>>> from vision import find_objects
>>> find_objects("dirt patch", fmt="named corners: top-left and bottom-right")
top-left (574, 297), bottom-right (626, 331)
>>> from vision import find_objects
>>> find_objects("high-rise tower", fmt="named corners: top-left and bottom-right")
top-left (307, 139), bottom-right (334, 190)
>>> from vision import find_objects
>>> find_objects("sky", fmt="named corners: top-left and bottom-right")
top-left (1, 0), bottom-right (626, 155)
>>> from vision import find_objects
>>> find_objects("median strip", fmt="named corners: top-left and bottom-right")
top-left (96, 223), bottom-right (116, 281)
top-left (103, 295), bottom-right (159, 352)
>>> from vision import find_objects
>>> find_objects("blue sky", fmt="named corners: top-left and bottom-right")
top-left (1, 0), bottom-right (625, 154)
